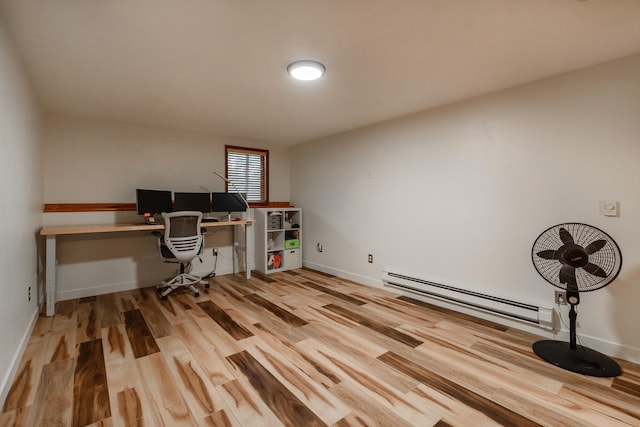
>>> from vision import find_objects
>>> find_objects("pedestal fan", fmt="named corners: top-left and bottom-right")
top-left (531, 223), bottom-right (622, 377)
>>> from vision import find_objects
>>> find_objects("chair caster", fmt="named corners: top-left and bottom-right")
top-left (205, 283), bottom-right (210, 289)
top-left (161, 295), bottom-right (168, 301)
top-left (194, 292), bottom-right (200, 297)
top-left (156, 287), bottom-right (163, 293)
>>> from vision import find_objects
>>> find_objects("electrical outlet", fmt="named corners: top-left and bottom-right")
top-left (317, 243), bottom-right (323, 253)
top-left (28, 286), bottom-right (31, 301)
top-left (368, 254), bottom-right (373, 263)
top-left (213, 248), bottom-right (218, 256)
top-left (555, 290), bottom-right (567, 305)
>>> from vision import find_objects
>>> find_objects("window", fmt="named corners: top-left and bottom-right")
top-left (225, 145), bottom-right (269, 204)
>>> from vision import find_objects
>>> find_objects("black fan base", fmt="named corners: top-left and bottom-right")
top-left (533, 340), bottom-right (621, 377)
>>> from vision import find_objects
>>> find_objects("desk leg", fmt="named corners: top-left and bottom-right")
top-left (45, 235), bottom-right (57, 317)
top-left (245, 223), bottom-right (252, 280)
top-left (232, 226), bottom-right (237, 275)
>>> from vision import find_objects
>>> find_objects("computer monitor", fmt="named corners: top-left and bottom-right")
top-left (136, 189), bottom-right (173, 215)
top-left (174, 192), bottom-right (211, 213)
top-left (211, 192), bottom-right (247, 214)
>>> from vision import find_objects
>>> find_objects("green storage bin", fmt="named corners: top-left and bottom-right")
top-left (285, 239), bottom-right (300, 249)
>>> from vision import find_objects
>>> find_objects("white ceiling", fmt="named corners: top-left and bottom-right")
top-left (2, 0), bottom-right (640, 146)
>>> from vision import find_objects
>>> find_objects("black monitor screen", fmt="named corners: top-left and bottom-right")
top-left (211, 192), bottom-right (247, 213)
top-left (136, 189), bottom-right (173, 215)
top-left (174, 192), bottom-right (211, 213)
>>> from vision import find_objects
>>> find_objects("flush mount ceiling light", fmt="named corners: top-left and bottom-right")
top-left (287, 60), bottom-right (326, 81)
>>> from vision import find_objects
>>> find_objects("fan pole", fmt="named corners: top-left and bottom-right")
top-left (567, 290), bottom-right (579, 350)
top-left (569, 303), bottom-right (577, 350)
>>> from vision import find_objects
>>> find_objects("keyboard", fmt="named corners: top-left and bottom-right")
top-left (202, 218), bottom-right (219, 223)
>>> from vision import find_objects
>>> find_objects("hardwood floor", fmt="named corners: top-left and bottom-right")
top-left (2, 268), bottom-right (639, 426)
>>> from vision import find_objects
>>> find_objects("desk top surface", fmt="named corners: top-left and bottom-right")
top-left (40, 219), bottom-right (254, 236)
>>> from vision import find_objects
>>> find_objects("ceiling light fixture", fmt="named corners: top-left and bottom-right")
top-left (287, 60), bottom-right (326, 81)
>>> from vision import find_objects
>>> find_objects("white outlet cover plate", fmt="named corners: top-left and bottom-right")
top-left (603, 200), bottom-right (619, 217)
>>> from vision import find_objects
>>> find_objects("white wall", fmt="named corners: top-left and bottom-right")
top-left (291, 53), bottom-right (640, 362)
top-left (0, 20), bottom-right (43, 405)
top-left (43, 116), bottom-right (290, 299)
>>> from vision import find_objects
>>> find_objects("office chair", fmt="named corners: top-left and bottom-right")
top-left (156, 211), bottom-right (209, 300)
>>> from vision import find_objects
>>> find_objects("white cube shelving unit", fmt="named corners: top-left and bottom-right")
top-left (254, 207), bottom-right (302, 274)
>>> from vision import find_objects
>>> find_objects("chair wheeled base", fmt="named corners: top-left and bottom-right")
top-left (156, 267), bottom-right (210, 300)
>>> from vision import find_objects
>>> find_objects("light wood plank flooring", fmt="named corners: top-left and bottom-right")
top-left (2, 268), bottom-right (639, 426)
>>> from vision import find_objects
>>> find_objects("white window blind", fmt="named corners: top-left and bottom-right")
top-left (226, 146), bottom-right (268, 203)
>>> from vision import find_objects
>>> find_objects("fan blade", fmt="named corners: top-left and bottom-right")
top-left (536, 250), bottom-right (560, 260)
top-left (584, 239), bottom-right (607, 255)
top-left (559, 265), bottom-right (577, 289)
top-left (583, 262), bottom-right (608, 278)
top-left (559, 228), bottom-right (574, 244)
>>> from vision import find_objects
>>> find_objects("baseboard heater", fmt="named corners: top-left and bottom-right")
top-left (382, 270), bottom-right (553, 329)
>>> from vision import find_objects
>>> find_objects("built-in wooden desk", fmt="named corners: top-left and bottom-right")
top-left (40, 219), bottom-right (254, 316)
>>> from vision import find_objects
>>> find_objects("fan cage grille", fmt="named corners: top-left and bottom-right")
top-left (532, 223), bottom-right (622, 292)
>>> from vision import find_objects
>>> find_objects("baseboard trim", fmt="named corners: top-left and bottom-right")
top-left (0, 305), bottom-right (40, 408)
top-left (552, 329), bottom-right (640, 365)
top-left (302, 261), bottom-right (381, 288)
